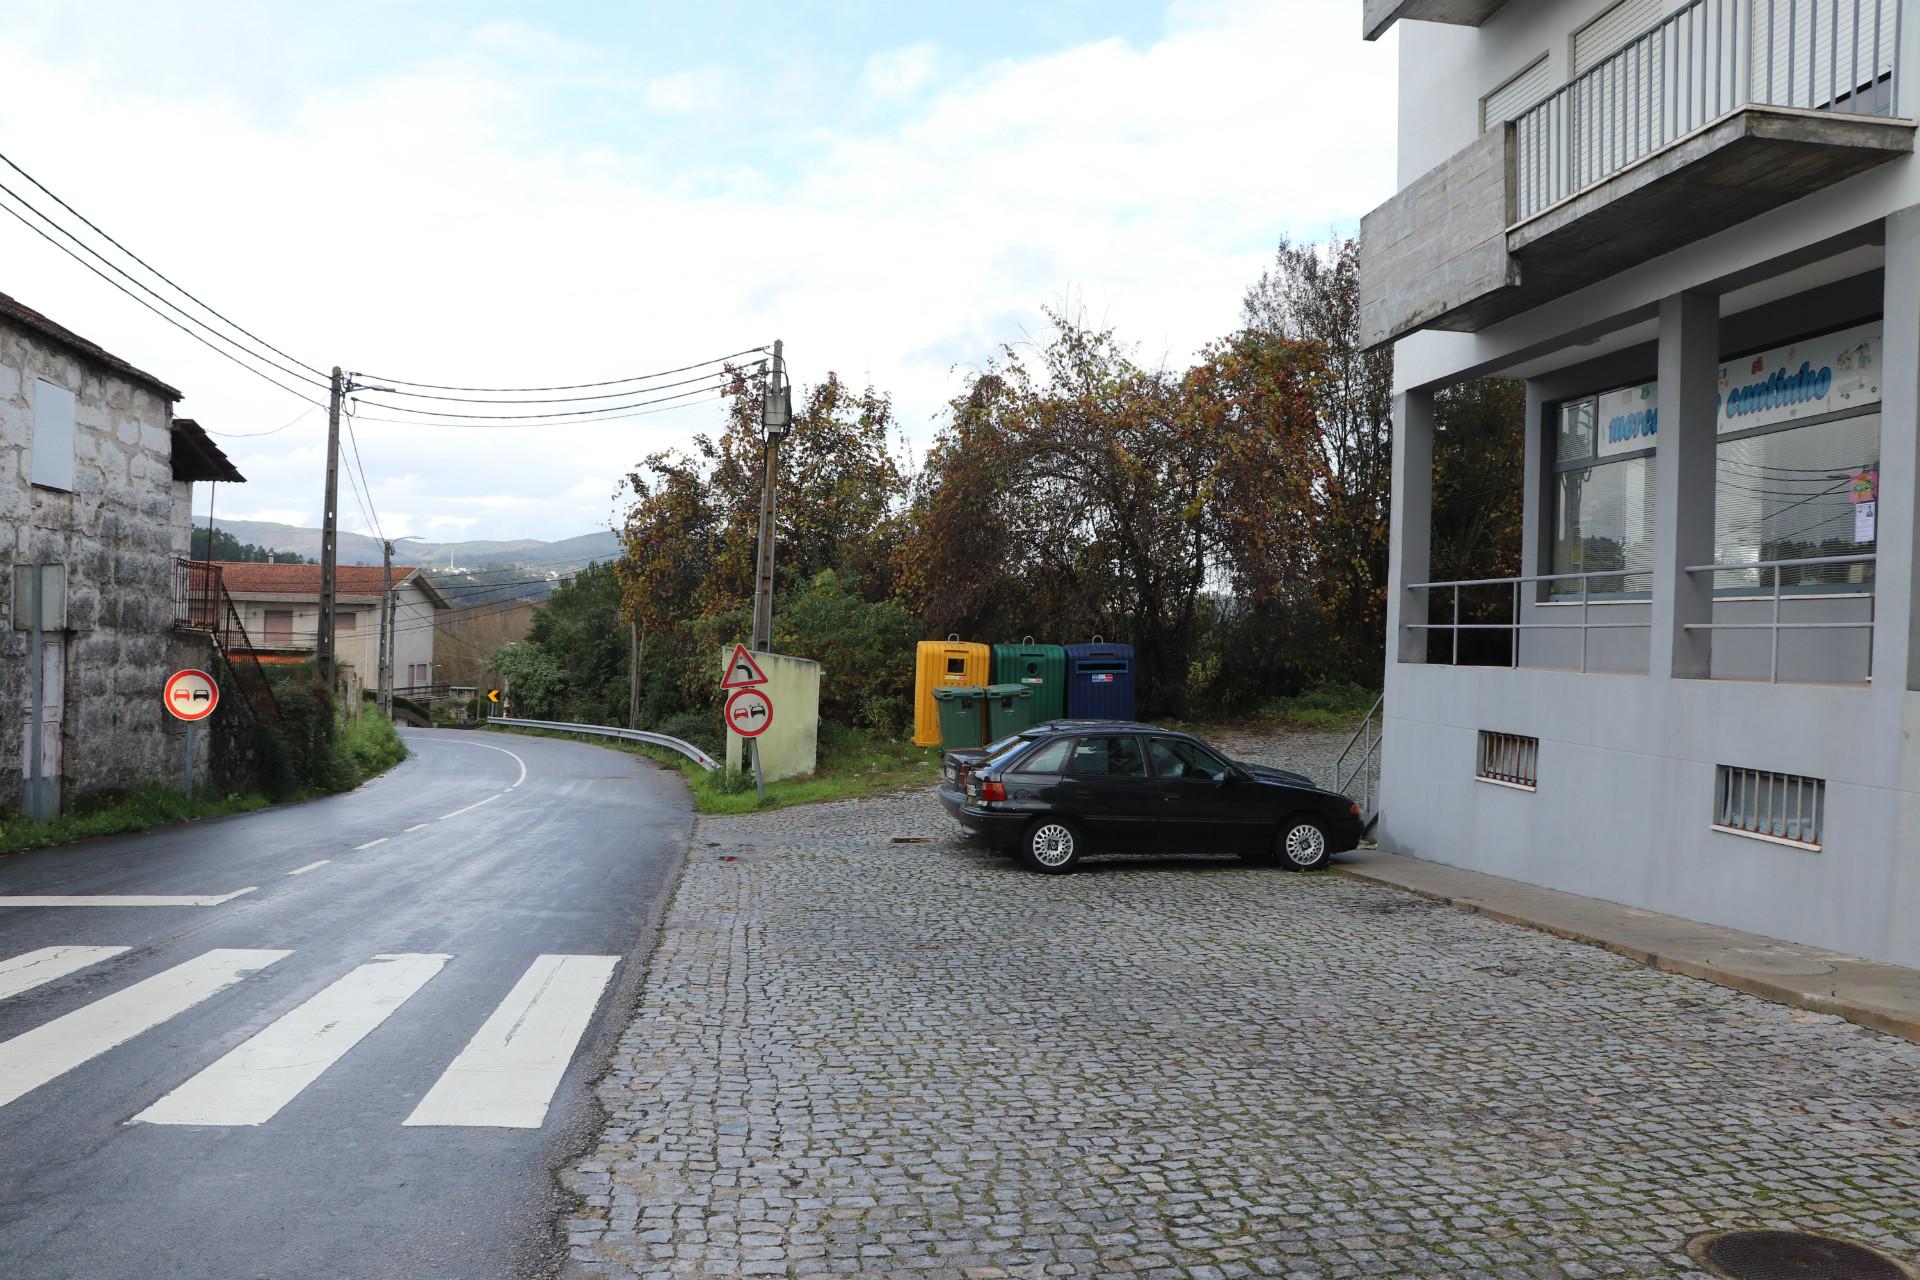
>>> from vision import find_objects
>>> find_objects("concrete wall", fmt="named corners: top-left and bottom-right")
top-left (722, 649), bottom-right (820, 783)
top-left (1378, 663), bottom-right (1920, 965)
top-left (1, 317), bottom-right (187, 811)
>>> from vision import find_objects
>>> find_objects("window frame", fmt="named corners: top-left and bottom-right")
top-left (1146, 736), bottom-right (1233, 782)
top-left (1547, 378), bottom-right (1659, 602)
top-left (30, 378), bottom-right (77, 493)
top-left (1065, 734), bottom-right (1147, 779)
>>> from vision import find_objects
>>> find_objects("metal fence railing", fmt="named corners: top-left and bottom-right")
top-left (485, 717), bottom-right (719, 771)
top-left (1332, 693), bottom-right (1384, 827)
top-left (1683, 552), bottom-right (1877, 682)
top-left (1514, 0), bottom-right (1903, 220)
top-left (1407, 568), bottom-right (1655, 672)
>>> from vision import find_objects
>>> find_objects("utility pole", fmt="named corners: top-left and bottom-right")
top-left (379, 539), bottom-right (395, 718)
top-left (629, 618), bottom-right (640, 730)
top-left (750, 340), bottom-right (789, 652)
top-left (317, 366), bottom-right (343, 691)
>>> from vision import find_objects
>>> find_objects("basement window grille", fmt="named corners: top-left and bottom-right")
top-left (1476, 731), bottom-right (1539, 790)
top-left (1714, 765), bottom-right (1824, 849)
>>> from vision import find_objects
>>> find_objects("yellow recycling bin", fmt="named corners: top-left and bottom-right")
top-left (912, 638), bottom-right (990, 746)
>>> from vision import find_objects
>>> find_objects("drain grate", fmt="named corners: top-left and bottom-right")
top-left (1693, 1231), bottom-right (1914, 1280)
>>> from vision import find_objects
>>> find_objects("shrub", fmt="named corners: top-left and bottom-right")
top-left (655, 710), bottom-right (723, 756)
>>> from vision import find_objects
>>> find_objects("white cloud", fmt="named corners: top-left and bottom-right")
top-left (863, 43), bottom-right (938, 99)
top-left (644, 67), bottom-right (727, 114)
top-left (0, 1), bottom-right (1395, 543)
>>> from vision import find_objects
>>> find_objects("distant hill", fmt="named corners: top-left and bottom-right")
top-left (210, 519), bottom-right (621, 572)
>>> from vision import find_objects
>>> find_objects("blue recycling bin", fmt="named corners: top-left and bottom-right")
top-left (1063, 641), bottom-right (1135, 720)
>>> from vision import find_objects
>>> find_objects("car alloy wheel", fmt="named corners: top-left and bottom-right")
top-left (1025, 821), bottom-right (1079, 873)
top-left (1280, 819), bottom-right (1329, 870)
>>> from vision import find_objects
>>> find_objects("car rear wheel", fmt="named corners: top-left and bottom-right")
top-left (1277, 817), bottom-right (1330, 871)
top-left (1021, 819), bottom-right (1082, 874)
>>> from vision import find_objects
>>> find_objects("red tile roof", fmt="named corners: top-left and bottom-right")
top-left (0, 290), bottom-right (182, 400)
top-left (215, 561), bottom-right (425, 597)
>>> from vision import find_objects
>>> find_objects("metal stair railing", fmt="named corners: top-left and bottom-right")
top-left (1332, 693), bottom-right (1384, 831)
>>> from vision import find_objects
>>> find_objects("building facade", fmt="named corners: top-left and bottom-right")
top-left (214, 562), bottom-right (449, 696)
top-left (1359, 0), bottom-right (1920, 966)
top-left (2, 291), bottom-right (243, 815)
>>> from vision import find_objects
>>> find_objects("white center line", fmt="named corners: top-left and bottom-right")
top-left (0, 948), bottom-right (290, 1109)
top-left (286, 861), bottom-right (330, 877)
top-left (404, 954), bottom-right (618, 1129)
top-left (133, 953), bottom-right (448, 1127)
top-left (0, 946), bottom-right (130, 1002)
top-left (439, 793), bottom-right (502, 821)
top-left (0, 888), bottom-right (256, 908)
top-left (354, 838), bottom-right (388, 851)
top-left (403, 824), bottom-right (429, 833)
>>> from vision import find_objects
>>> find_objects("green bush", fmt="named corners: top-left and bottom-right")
top-left (1261, 681), bottom-right (1379, 729)
top-left (655, 710), bottom-right (723, 756)
top-left (341, 711), bottom-right (407, 778)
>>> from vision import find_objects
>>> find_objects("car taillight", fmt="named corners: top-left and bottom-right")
top-left (1349, 802), bottom-right (1361, 818)
top-left (981, 780), bottom-right (1007, 803)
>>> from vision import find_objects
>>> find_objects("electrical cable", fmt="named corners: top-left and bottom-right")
top-left (354, 346), bottom-right (769, 394)
top-left (205, 405), bottom-right (320, 439)
top-left (355, 364), bottom-right (758, 406)
top-left (347, 376), bottom-right (736, 422)
top-left (346, 388), bottom-right (736, 430)
top-left (341, 405), bottom-right (386, 543)
top-left (0, 145), bottom-right (330, 379)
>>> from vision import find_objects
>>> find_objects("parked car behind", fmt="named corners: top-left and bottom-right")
top-left (937, 721), bottom-right (1365, 873)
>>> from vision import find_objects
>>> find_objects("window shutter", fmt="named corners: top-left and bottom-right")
top-left (1483, 55), bottom-right (1554, 128)
top-left (1574, 0), bottom-right (1662, 75)
top-left (30, 379), bottom-right (76, 491)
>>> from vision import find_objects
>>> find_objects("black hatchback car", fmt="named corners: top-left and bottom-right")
top-left (937, 721), bottom-right (1365, 874)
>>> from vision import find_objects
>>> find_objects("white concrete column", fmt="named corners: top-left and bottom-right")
top-left (1648, 291), bottom-right (1720, 680)
top-left (1386, 389), bottom-right (1434, 665)
top-left (1877, 207), bottom-right (1920, 695)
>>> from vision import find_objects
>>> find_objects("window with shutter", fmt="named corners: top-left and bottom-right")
top-left (1573, 0), bottom-right (1662, 75)
top-left (1482, 54), bottom-right (1553, 129)
top-left (30, 379), bottom-right (76, 492)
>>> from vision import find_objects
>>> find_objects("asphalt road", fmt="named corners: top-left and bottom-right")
top-left (0, 728), bottom-right (692, 1280)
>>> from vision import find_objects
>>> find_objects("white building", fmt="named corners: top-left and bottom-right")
top-left (214, 562), bottom-right (450, 696)
top-left (1358, 0), bottom-right (1919, 965)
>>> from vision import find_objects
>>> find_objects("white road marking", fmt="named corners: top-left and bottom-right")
top-left (404, 824), bottom-right (429, 833)
top-left (0, 888), bottom-right (256, 908)
top-left (0, 946), bottom-right (129, 1002)
top-left (439, 793), bottom-right (502, 821)
top-left (419, 736), bottom-right (529, 790)
top-left (355, 838), bottom-right (388, 850)
top-left (286, 861), bottom-right (330, 876)
top-left (0, 949), bottom-right (289, 1109)
top-left (404, 954), bottom-right (618, 1128)
top-left (133, 953), bottom-right (448, 1127)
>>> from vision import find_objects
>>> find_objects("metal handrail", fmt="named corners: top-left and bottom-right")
top-left (1408, 567), bottom-right (1654, 672)
top-left (1332, 693), bottom-right (1385, 823)
top-left (1683, 552), bottom-right (1876, 682)
top-left (486, 716), bottom-right (719, 771)
top-left (1513, 0), bottom-right (1903, 222)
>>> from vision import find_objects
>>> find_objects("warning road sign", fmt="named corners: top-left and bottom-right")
top-left (724, 687), bottom-right (774, 738)
top-left (720, 644), bottom-right (769, 689)
top-left (164, 669), bottom-right (219, 722)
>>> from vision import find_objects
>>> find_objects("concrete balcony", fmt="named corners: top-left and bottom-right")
top-left (1360, 0), bottom-right (1916, 350)
top-left (1364, 0), bottom-right (1509, 41)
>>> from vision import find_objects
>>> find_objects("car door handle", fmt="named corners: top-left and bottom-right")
top-left (1162, 795), bottom-right (1180, 804)
top-left (1067, 787), bottom-right (1094, 799)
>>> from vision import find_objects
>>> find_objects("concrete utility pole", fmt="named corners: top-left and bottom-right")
top-left (629, 618), bottom-right (640, 730)
top-left (750, 340), bottom-right (789, 652)
top-left (379, 539), bottom-right (395, 718)
top-left (317, 366), bottom-right (344, 690)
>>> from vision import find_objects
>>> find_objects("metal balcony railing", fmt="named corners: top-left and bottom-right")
top-left (1407, 568), bottom-right (1654, 672)
top-left (1683, 552), bottom-right (1877, 682)
top-left (1514, 0), bottom-right (1904, 221)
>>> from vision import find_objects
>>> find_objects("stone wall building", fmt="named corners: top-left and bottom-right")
top-left (2, 290), bottom-right (243, 815)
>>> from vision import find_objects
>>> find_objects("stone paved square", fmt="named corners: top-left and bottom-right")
top-left (561, 790), bottom-right (1920, 1279)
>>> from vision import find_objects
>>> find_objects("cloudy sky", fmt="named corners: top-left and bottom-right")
top-left (0, 0), bottom-right (1397, 544)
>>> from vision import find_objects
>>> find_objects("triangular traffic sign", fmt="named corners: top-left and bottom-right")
top-left (720, 643), bottom-right (769, 689)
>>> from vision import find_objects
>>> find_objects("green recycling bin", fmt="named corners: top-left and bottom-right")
top-left (991, 641), bottom-right (1067, 722)
top-left (932, 685), bottom-right (988, 749)
top-left (986, 683), bottom-right (1039, 739)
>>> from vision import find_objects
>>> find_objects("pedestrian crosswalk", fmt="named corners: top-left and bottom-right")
top-left (0, 945), bottom-right (617, 1130)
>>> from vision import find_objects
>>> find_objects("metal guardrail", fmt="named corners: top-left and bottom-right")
top-left (485, 717), bottom-right (719, 771)
top-left (1514, 0), bottom-right (1903, 221)
top-left (1408, 567), bottom-right (1654, 672)
top-left (1683, 552), bottom-right (1876, 682)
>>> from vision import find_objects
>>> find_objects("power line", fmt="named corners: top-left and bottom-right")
top-left (357, 364), bottom-right (757, 406)
top-left (341, 405), bottom-right (385, 543)
top-left (353, 347), bottom-right (769, 394)
top-left (205, 406), bottom-right (320, 439)
top-left (0, 145), bottom-right (330, 379)
top-left (344, 388), bottom-right (737, 431)
top-left (346, 375), bottom-right (739, 423)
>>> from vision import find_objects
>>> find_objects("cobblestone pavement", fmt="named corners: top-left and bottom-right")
top-left (562, 788), bottom-right (1920, 1279)
top-left (1204, 727), bottom-right (1356, 791)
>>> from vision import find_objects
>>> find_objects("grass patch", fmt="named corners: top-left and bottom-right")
top-left (0, 786), bottom-right (273, 857)
top-left (484, 723), bottom-right (941, 814)
top-left (1, 709), bottom-right (411, 858)
top-left (1256, 682), bottom-right (1380, 731)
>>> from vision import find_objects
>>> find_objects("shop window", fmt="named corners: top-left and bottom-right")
top-left (1712, 322), bottom-right (1881, 594)
top-left (1549, 382), bottom-right (1657, 598)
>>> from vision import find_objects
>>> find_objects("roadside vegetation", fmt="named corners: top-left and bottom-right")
top-left (478, 236), bottom-right (1519, 807)
top-left (2, 670), bottom-right (408, 857)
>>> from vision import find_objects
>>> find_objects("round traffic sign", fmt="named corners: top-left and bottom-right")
top-left (164, 669), bottom-right (220, 722)
top-left (724, 687), bottom-right (774, 738)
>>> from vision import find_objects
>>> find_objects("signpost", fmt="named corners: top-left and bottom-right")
top-left (720, 644), bottom-right (773, 799)
top-left (164, 669), bottom-right (219, 798)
